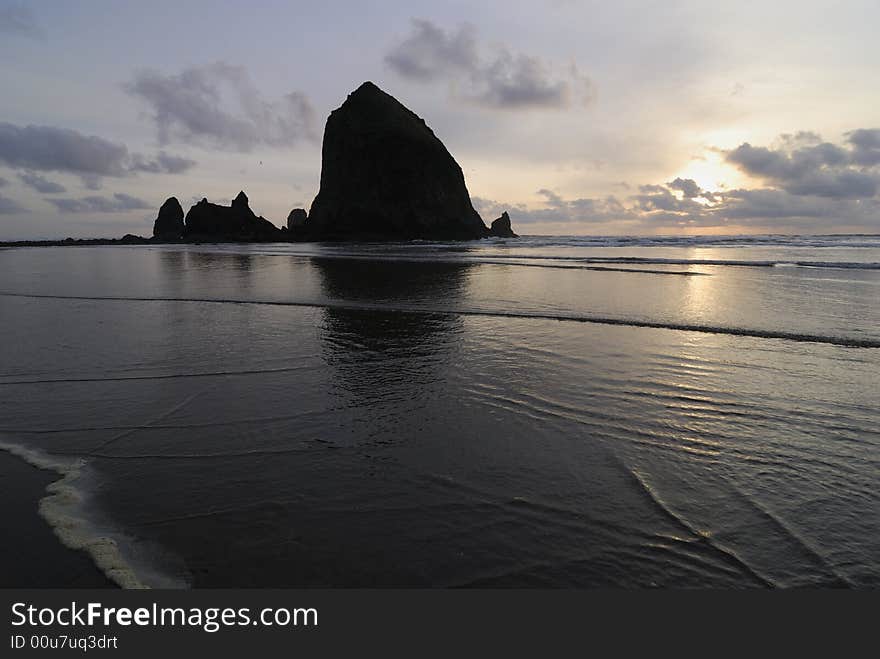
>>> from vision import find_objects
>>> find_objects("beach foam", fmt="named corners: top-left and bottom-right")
top-left (0, 439), bottom-right (185, 589)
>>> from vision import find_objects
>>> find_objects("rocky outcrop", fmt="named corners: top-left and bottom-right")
top-left (120, 233), bottom-right (150, 244)
top-left (488, 212), bottom-right (518, 238)
top-left (306, 81), bottom-right (497, 240)
top-left (183, 191), bottom-right (281, 239)
top-left (287, 208), bottom-right (308, 230)
top-left (144, 83), bottom-right (517, 243)
top-left (152, 197), bottom-right (184, 239)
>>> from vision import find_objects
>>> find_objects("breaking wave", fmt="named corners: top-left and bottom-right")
top-left (0, 439), bottom-right (187, 589)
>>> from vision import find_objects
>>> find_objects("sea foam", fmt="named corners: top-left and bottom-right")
top-left (0, 439), bottom-right (185, 589)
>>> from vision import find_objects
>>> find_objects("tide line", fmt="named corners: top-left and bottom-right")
top-left (1, 291), bottom-right (877, 349)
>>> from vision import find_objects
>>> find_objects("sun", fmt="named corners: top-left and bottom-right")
top-left (670, 151), bottom-right (741, 195)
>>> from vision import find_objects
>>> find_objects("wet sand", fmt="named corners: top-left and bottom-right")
top-left (0, 452), bottom-right (113, 588)
top-left (1, 241), bottom-right (878, 587)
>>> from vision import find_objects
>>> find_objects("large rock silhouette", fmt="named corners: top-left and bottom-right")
top-left (183, 191), bottom-right (280, 239)
top-left (489, 211), bottom-right (518, 238)
top-left (287, 208), bottom-right (308, 230)
top-left (307, 82), bottom-right (495, 240)
top-left (152, 197), bottom-right (184, 239)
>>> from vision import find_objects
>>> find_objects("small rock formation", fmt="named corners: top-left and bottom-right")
top-left (287, 208), bottom-right (308, 230)
top-left (307, 81), bottom-right (500, 240)
top-left (183, 191), bottom-right (281, 239)
top-left (152, 197), bottom-right (184, 239)
top-left (488, 211), bottom-right (518, 238)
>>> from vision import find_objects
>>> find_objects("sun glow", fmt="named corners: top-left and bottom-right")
top-left (670, 150), bottom-right (748, 195)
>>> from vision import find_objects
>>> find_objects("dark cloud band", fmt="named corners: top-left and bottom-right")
top-left (47, 193), bottom-right (152, 214)
top-left (18, 171), bottom-right (66, 194)
top-left (0, 122), bottom-right (196, 188)
top-left (725, 133), bottom-right (879, 200)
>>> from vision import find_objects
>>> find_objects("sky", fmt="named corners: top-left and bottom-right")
top-left (1, 0), bottom-right (878, 238)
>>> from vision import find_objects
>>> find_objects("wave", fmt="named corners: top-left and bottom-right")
top-left (624, 467), bottom-right (775, 587)
top-left (0, 439), bottom-right (187, 589)
top-left (789, 261), bottom-right (880, 270)
top-left (261, 234), bottom-right (880, 249)
top-left (577, 257), bottom-right (880, 270)
top-left (153, 236), bottom-right (880, 271)
top-left (465, 255), bottom-right (880, 270)
top-left (306, 253), bottom-right (707, 276)
top-left (172, 248), bottom-right (708, 276)
top-left (2, 291), bottom-right (878, 348)
top-left (0, 364), bottom-right (311, 386)
top-left (238, 248), bottom-right (880, 271)
top-left (509, 234), bottom-right (880, 249)
top-left (172, 244), bottom-right (880, 271)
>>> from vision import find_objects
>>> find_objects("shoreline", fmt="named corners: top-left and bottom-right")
top-left (0, 236), bottom-right (295, 248)
top-left (0, 232), bottom-right (517, 248)
top-left (1, 232), bottom-right (878, 249)
top-left (0, 450), bottom-right (114, 588)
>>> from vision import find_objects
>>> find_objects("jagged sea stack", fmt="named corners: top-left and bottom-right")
top-left (183, 191), bottom-right (280, 240)
top-left (307, 82), bottom-right (492, 240)
top-left (489, 212), bottom-right (518, 238)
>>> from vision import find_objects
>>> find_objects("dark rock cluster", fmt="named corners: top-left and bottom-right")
top-left (149, 82), bottom-right (517, 243)
top-left (182, 191), bottom-right (280, 240)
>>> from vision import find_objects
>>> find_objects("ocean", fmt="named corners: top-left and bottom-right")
top-left (0, 234), bottom-right (878, 588)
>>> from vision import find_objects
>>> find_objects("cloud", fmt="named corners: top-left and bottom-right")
top-left (17, 171), bottom-right (66, 193)
top-left (0, 2), bottom-right (43, 39)
top-left (0, 194), bottom-right (26, 214)
top-left (779, 131), bottom-right (823, 147)
top-left (0, 176), bottom-right (7, 187)
top-left (384, 19), bottom-right (478, 81)
top-left (385, 19), bottom-right (593, 109)
top-left (0, 122), bottom-right (129, 177)
top-left (478, 137), bottom-right (880, 229)
top-left (627, 172), bottom-right (878, 228)
top-left (126, 62), bottom-right (317, 151)
top-left (471, 52), bottom-right (570, 108)
top-left (725, 130), bottom-right (880, 199)
top-left (716, 188), bottom-right (841, 220)
top-left (128, 151), bottom-right (196, 174)
top-left (784, 171), bottom-right (877, 199)
top-left (0, 122), bottom-right (197, 188)
top-left (633, 186), bottom-right (708, 213)
top-left (47, 193), bottom-right (152, 213)
top-left (667, 177), bottom-right (702, 199)
top-left (847, 128), bottom-right (880, 167)
top-left (472, 128), bottom-right (880, 231)
top-left (81, 174), bottom-right (103, 190)
top-left (474, 191), bottom-right (628, 224)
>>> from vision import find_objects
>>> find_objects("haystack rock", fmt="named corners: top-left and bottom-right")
top-left (287, 208), bottom-right (308, 230)
top-left (307, 81), bottom-right (508, 240)
top-left (488, 211), bottom-right (518, 238)
top-left (184, 191), bottom-right (280, 239)
top-left (152, 196), bottom-right (184, 239)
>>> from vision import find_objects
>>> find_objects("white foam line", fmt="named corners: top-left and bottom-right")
top-left (0, 439), bottom-right (161, 589)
